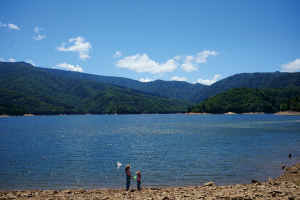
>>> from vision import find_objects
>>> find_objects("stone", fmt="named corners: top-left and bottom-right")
top-left (204, 182), bottom-right (215, 186)
top-left (272, 192), bottom-right (276, 197)
top-left (151, 188), bottom-right (161, 190)
top-left (251, 179), bottom-right (259, 183)
top-left (268, 177), bottom-right (274, 185)
top-left (6, 194), bottom-right (17, 199)
top-left (231, 196), bottom-right (243, 200)
top-left (63, 190), bottom-right (72, 194)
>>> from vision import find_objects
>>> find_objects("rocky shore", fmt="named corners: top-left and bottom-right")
top-left (1, 163), bottom-right (299, 200)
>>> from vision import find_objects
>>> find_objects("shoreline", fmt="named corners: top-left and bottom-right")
top-left (1, 163), bottom-right (299, 200)
top-left (1, 110), bottom-right (300, 117)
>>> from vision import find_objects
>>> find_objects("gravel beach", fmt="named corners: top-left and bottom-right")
top-left (1, 163), bottom-right (299, 200)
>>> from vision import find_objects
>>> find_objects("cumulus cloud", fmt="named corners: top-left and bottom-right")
top-left (34, 26), bottom-right (44, 33)
top-left (0, 22), bottom-right (7, 27)
top-left (33, 35), bottom-right (46, 41)
top-left (8, 23), bottom-right (19, 30)
top-left (195, 50), bottom-right (218, 63)
top-left (116, 54), bottom-right (179, 74)
top-left (53, 63), bottom-right (83, 72)
top-left (181, 55), bottom-right (198, 72)
top-left (113, 51), bottom-right (122, 58)
top-left (281, 59), bottom-right (300, 72)
top-left (0, 57), bottom-right (4, 62)
top-left (27, 59), bottom-right (35, 66)
top-left (55, 37), bottom-right (92, 61)
top-left (171, 76), bottom-right (188, 82)
top-left (139, 78), bottom-right (153, 82)
top-left (9, 58), bottom-right (16, 62)
top-left (197, 74), bottom-right (222, 85)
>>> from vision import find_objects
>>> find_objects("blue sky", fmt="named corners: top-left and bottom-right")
top-left (0, 0), bottom-right (299, 85)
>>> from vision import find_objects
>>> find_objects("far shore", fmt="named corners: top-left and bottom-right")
top-left (1, 110), bottom-right (300, 117)
top-left (1, 163), bottom-right (299, 200)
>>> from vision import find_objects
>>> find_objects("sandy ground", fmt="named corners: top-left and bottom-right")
top-left (1, 163), bottom-right (299, 200)
top-left (274, 111), bottom-right (300, 115)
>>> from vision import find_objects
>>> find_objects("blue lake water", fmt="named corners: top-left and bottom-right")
top-left (0, 114), bottom-right (299, 190)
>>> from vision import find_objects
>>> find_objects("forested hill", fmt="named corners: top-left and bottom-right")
top-left (189, 87), bottom-right (300, 114)
top-left (193, 72), bottom-right (300, 103)
top-left (40, 67), bottom-right (300, 103)
top-left (39, 67), bottom-right (208, 103)
top-left (0, 62), bottom-right (193, 115)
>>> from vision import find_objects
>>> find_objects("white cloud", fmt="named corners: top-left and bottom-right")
top-left (9, 58), bottom-right (16, 62)
top-left (0, 57), bottom-right (4, 62)
top-left (139, 78), bottom-right (153, 82)
top-left (197, 74), bottom-right (222, 85)
top-left (171, 76), bottom-right (188, 82)
top-left (34, 26), bottom-right (44, 33)
top-left (53, 63), bottom-right (83, 72)
top-left (174, 55), bottom-right (181, 61)
top-left (195, 50), bottom-right (218, 63)
top-left (154, 73), bottom-right (165, 78)
top-left (55, 37), bottom-right (92, 61)
top-left (116, 54), bottom-right (179, 74)
top-left (8, 23), bottom-right (20, 30)
top-left (27, 59), bottom-right (35, 66)
top-left (0, 22), bottom-right (7, 27)
top-left (33, 35), bottom-right (46, 41)
top-left (113, 51), bottom-right (122, 58)
top-left (281, 59), bottom-right (300, 72)
top-left (181, 55), bottom-right (198, 72)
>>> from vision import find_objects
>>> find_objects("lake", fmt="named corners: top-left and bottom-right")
top-left (0, 114), bottom-right (299, 190)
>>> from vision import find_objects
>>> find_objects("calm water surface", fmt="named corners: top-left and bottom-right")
top-left (0, 114), bottom-right (299, 190)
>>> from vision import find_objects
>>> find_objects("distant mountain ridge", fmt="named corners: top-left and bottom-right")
top-left (40, 66), bottom-right (300, 103)
top-left (39, 67), bottom-right (208, 103)
top-left (0, 62), bottom-right (193, 115)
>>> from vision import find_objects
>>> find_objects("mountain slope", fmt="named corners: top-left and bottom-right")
top-left (189, 87), bottom-right (300, 114)
top-left (39, 67), bottom-right (208, 103)
top-left (40, 67), bottom-right (300, 103)
top-left (0, 62), bottom-right (193, 115)
top-left (193, 72), bottom-right (300, 103)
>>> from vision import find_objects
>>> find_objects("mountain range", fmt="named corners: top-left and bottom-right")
top-left (0, 62), bottom-right (300, 115)
top-left (40, 67), bottom-right (300, 103)
top-left (0, 62), bottom-right (192, 115)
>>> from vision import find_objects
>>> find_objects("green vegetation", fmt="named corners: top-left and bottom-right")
top-left (193, 72), bottom-right (300, 103)
top-left (1, 62), bottom-right (300, 116)
top-left (40, 67), bottom-right (208, 103)
top-left (188, 87), bottom-right (300, 114)
top-left (0, 62), bottom-right (193, 116)
top-left (280, 96), bottom-right (300, 112)
top-left (41, 68), bottom-right (300, 103)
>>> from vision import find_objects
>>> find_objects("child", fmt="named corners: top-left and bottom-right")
top-left (125, 164), bottom-right (133, 191)
top-left (136, 171), bottom-right (141, 191)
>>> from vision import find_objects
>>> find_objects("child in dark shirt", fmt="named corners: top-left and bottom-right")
top-left (136, 171), bottom-right (141, 191)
